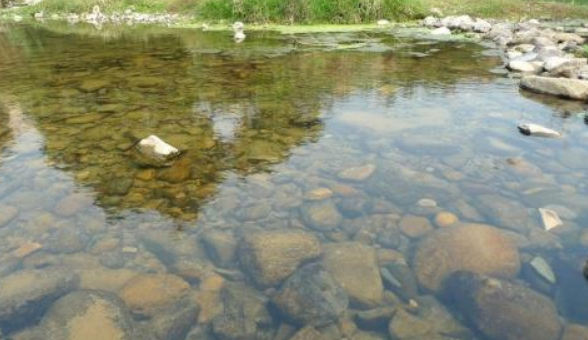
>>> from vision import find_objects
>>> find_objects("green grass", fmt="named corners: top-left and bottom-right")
top-left (3, 0), bottom-right (588, 23)
top-left (197, 0), bottom-right (427, 23)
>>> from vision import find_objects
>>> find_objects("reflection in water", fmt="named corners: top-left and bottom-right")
top-left (0, 22), bottom-right (587, 340)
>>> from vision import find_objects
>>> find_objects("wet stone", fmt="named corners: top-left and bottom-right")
top-left (445, 271), bottom-right (562, 340)
top-left (239, 230), bottom-right (322, 287)
top-left (272, 263), bottom-right (349, 327)
top-left (338, 164), bottom-right (376, 181)
top-left (149, 300), bottom-right (200, 340)
top-left (31, 290), bottom-right (145, 340)
top-left (54, 193), bottom-right (94, 217)
top-left (46, 229), bottom-right (90, 254)
top-left (322, 242), bottom-right (383, 308)
top-left (301, 200), bottom-right (342, 231)
top-left (212, 283), bottom-right (274, 340)
top-left (118, 273), bottom-right (190, 317)
top-left (105, 177), bottom-right (134, 196)
top-left (0, 268), bottom-right (80, 332)
top-left (399, 215), bottom-right (434, 239)
top-left (414, 223), bottom-right (521, 292)
top-left (201, 230), bottom-right (238, 268)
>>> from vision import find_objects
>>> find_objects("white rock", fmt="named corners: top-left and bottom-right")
top-left (473, 19), bottom-right (492, 33)
top-left (431, 27), bottom-right (451, 36)
top-left (137, 135), bottom-right (180, 161)
top-left (507, 51), bottom-right (523, 60)
top-left (517, 123), bottom-right (562, 138)
top-left (539, 208), bottom-right (563, 231)
top-left (13, 15), bottom-right (23, 22)
top-left (417, 198), bottom-right (437, 208)
top-left (513, 44), bottom-right (536, 53)
top-left (423, 16), bottom-right (439, 28)
top-left (528, 19), bottom-right (540, 25)
top-left (377, 19), bottom-right (391, 26)
top-left (508, 61), bottom-right (539, 73)
top-left (530, 257), bottom-right (556, 284)
top-left (544, 57), bottom-right (572, 72)
top-left (520, 75), bottom-right (588, 100)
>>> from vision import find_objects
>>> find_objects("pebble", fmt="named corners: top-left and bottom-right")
top-left (12, 242), bottom-right (43, 259)
top-left (304, 188), bottom-right (334, 201)
top-left (530, 256), bottom-right (556, 284)
top-left (338, 164), bottom-right (376, 181)
top-left (417, 198), bottom-right (437, 208)
top-left (434, 212), bottom-right (459, 227)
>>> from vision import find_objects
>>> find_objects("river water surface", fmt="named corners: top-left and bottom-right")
top-left (0, 22), bottom-right (587, 340)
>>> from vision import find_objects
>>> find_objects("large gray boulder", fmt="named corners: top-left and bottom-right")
top-left (444, 271), bottom-right (562, 340)
top-left (520, 76), bottom-right (588, 100)
top-left (0, 268), bottom-right (79, 332)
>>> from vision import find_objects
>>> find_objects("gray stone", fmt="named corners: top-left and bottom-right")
top-left (272, 263), bottom-right (349, 326)
top-left (520, 76), bottom-right (588, 100)
top-left (201, 230), bottom-right (238, 268)
top-left (212, 283), bottom-right (273, 340)
top-left (150, 300), bottom-right (199, 340)
top-left (444, 271), bottom-right (562, 340)
top-left (300, 200), bottom-right (342, 231)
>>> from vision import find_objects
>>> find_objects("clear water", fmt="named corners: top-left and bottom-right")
top-left (0, 21), bottom-right (587, 339)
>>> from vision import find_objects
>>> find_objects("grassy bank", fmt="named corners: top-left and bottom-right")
top-left (3, 0), bottom-right (588, 23)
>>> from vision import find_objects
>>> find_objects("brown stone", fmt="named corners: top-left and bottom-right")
top-left (414, 223), bottom-right (521, 292)
top-left (322, 242), bottom-right (383, 308)
top-left (562, 324), bottom-right (588, 340)
top-left (240, 230), bottom-right (322, 287)
top-left (434, 212), bottom-right (459, 228)
top-left (399, 215), bottom-right (434, 239)
top-left (338, 164), bottom-right (376, 181)
top-left (118, 273), bottom-right (190, 317)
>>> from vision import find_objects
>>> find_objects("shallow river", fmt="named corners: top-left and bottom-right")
top-left (0, 21), bottom-right (587, 340)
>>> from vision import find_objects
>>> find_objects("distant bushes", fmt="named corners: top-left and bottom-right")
top-left (197, 0), bottom-right (427, 23)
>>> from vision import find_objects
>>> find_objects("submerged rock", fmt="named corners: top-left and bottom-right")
top-left (518, 124), bottom-right (562, 138)
top-left (33, 290), bottom-right (145, 340)
top-left (539, 208), bottom-right (563, 231)
top-left (239, 230), bottom-right (322, 287)
top-left (444, 271), bottom-right (562, 340)
top-left (322, 242), bottom-right (383, 308)
top-left (300, 200), bottom-right (342, 231)
top-left (413, 223), bottom-right (520, 292)
top-left (118, 273), bottom-right (190, 317)
top-left (212, 283), bottom-right (273, 340)
top-left (0, 268), bottom-right (79, 331)
top-left (520, 76), bottom-right (588, 100)
top-left (272, 263), bottom-right (349, 326)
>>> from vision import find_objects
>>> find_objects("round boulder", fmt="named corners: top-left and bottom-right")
top-left (413, 223), bottom-right (520, 292)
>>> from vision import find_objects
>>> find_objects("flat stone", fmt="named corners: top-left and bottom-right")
top-left (304, 188), bottom-right (333, 201)
top-left (12, 242), bottom-right (43, 259)
top-left (520, 76), bottom-right (588, 100)
top-left (118, 273), bottom-right (190, 317)
top-left (413, 223), bottom-right (520, 292)
top-left (434, 212), bottom-right (459, 227)
top-left (301, 200), bottom-right (342, 231)
top-left (399, 215), bottom-right (434, 239)
top-left (338, 164), bottom-right (376, 181)
top-left (239, 230), bottom-right (322, 287)
top-left (53, 193), bottom-right (94, 217)
top-left (322, 242), bottom-right (383, 308)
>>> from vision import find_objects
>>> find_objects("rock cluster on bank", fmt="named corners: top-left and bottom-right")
top-left (423, 14), bottom-right (588, 101)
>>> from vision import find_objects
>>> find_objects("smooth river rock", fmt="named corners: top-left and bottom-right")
top-left (444, 271), bottom-right (562, 340)
top-left (300, 200), bottom-right (342, 231)
top-left (239, 230), bottom-right (322, 287)
top-left (322, 242), bottom-right (383, 308)
top-left (413, 223), bottom-right (521, 292)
